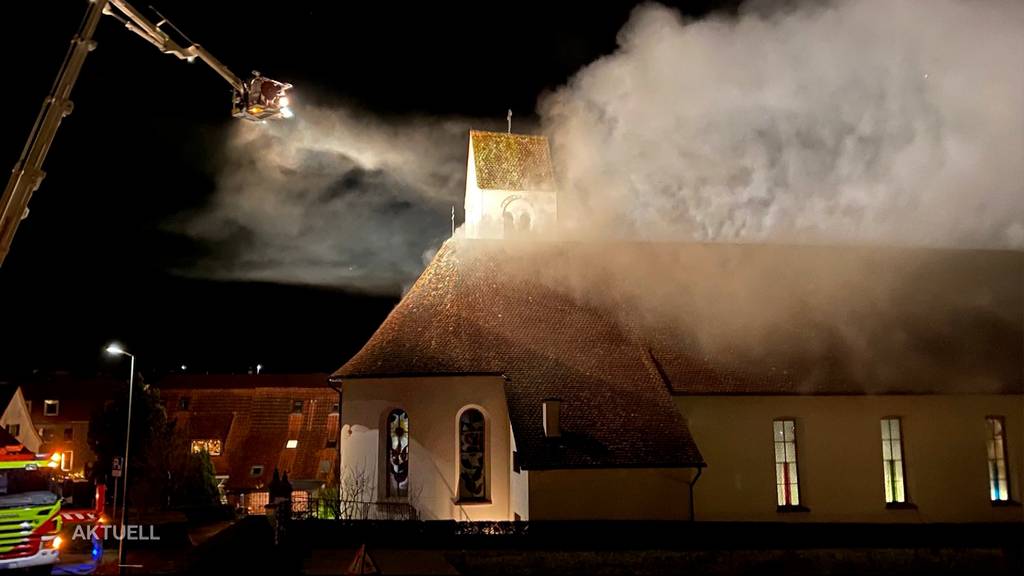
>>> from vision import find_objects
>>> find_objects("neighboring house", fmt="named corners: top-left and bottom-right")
top-left (331, 130), bottom-right (1023, 523)
top-left (157, 374), bottom-right (339, 512)
top-left (0, 385), bottom-right (44, 453)
top-left (20, 374), bottom-right (126, 477)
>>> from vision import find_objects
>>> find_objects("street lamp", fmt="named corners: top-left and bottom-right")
top-left (106, 343), bottom-right (135, 573)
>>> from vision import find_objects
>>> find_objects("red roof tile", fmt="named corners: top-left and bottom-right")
top-left (157, 377), bottom-right (337, 492)
top-left (333, 241), bottom-right (705, 470)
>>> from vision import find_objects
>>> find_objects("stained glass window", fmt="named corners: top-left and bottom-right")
top-left (773, 419), bottom-right (800, 507)
top-left (881, 418), bottom-right (907, 503)
top-left (458, 409), bottom-right (486, 502)
top-left (386, 409), bottom-right (409, 498)
top-left (987, 417), bottom-right (1010, 502)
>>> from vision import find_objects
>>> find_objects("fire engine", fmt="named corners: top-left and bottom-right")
top-left (0, 428), bottom-right (64, 573)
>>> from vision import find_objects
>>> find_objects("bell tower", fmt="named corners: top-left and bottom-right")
top-left (464, 130), bottom-right (557, 239)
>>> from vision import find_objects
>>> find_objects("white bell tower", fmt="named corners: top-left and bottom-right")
top-left (464, 130), bottom-right (557, 239)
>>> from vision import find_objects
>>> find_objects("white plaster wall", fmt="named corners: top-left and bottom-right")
top-left (464, 141), bottom-right (482, 238)
top-left (340, 375), bottom-right (513, 520)
top-left (0, 388), bottom-right (43, 452)
top-left (678, 394), bottom-right (1024, 522)
top-left (509, 426), bottom-right (529, 520)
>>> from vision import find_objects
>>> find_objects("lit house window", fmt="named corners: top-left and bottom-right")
top-left (60, 451), bottom-right (73, 472)
top-left (458, 409), bottom-right (486, 502)
top-left (43, 400), bottom-right (59, 417)
top-left (191, 439), bottom-right (223, 456)
top-left (881, 418), bottom-right (907, 504)
top-left (5, 424), bottom-right (19, 437)
top-left (987, 417), bottom-right (1011, 502)
top-left (385, 409), bottom-right (409, 498)
top-left (285, 439), bottom-right (298, 449)
top-left (773, 419), bottom-right (801, 508)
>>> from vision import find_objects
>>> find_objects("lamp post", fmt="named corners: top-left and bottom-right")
top-left (106, 344), bottom-right (134, 574)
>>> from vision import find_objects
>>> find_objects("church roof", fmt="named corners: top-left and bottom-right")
top-left (334, 240), bottom-right (1023, 470)
top-left (470, 130), bottom-right (557, 191)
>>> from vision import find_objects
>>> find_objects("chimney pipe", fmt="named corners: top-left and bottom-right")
top-left (543, 399), bottom-right (561, 438)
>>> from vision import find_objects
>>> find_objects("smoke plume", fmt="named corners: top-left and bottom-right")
top-left (543, 0), bottom-right (1024, 249)
top-left (181, 106), bottom-right (472, 292)
top-left (186, 0), bottom-right (1023, 296)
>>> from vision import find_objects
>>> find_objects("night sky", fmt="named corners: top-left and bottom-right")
top-left (0, 1), bottom-right (735, 378)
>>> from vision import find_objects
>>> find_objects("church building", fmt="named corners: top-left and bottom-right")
top-left (331, 130), bottom-right (1023, 523)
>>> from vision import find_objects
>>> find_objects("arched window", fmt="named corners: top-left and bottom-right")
top-left (385, 409), bottom-right (409, 498)
top-left (518, 212), bottom-right (532, 232)
top-left (458, 409), bottom-right (486, 501)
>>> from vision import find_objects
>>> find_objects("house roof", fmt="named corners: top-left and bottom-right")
top-left (334, 240), bottom-right (1023, 469)
top-left (156, 378), bottom-right (338, 493)
top-left (158, 373), bottom-right (329, 390)
top-left (18, 374), bottom-right (127, 421)
top-left (470, 130), bottom-right (556, 192)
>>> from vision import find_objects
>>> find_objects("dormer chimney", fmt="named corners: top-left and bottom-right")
top-left (543, 398), bottom-right (561, 438)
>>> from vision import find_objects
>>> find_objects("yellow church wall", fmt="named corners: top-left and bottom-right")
top-left (528, 468), bottom-right (697, 520)
top-left (676, 394), bottom-right (1024, 522)
top-left (340, 375), bottom-right (514, 521)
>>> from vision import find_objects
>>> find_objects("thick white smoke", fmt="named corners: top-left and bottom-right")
top-left (180, 105), bottom-right (473, 292)
top-left (186, 1), bottom-right (1023, 294)
top-left (542, 0), bottom-right (1024, 249)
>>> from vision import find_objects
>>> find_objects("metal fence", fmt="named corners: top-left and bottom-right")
top-left (292, 498), bottom-right (419, 521)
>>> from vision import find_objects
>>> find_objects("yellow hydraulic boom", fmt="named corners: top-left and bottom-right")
top-left (0, 0), bottom-right (292, 267)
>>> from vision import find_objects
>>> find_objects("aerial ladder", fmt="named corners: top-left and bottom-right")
top-left (0, 0), bottom-right (292, 267)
